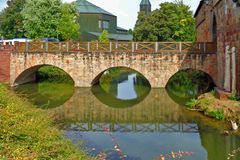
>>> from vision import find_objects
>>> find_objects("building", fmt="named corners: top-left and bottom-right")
top-left (76, 0), bottom-right (133, 41)
top-left (194, 0), bottom-right (240, 94)
top-left (140, 0), bottom-right (152, 15)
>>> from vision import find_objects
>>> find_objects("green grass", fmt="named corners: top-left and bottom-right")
top-left (228, 94), bottom-right (240, 101)
top-left (0, 84), bottom-right (90, 160)
top-left (185, 98), bottom-right (199, 109)
top-left (207, 109), bottom-right (225, 120)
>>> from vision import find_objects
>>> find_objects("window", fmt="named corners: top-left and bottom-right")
top-left (103, 21), bottom-right (109, 29)
top-left (98, 20), bottom-right (102, 28)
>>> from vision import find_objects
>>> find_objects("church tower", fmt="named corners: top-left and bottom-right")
top-left (140, 0), bottom-right (151, 15)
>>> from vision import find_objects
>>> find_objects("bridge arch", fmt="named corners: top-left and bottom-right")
top-left (165, 68), bottom-right (216, 92)
top-left (13, 64), bottom-right (74, 86)
top-left (91, 66), bottom-right (151, 86)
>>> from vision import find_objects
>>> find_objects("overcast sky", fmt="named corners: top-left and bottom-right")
top-left (0, 0), bottom-right (200, 29)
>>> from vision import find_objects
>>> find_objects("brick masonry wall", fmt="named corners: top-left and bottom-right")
top-left (195, 0), bottom-right (240, 94)
top-left (0, 47), bottom-right (11, 83)
top-left (10, 52), bottom-right (217, 88)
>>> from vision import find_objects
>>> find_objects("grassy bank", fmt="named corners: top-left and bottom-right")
top-left (0, 84), bottom-right (89, 159)
top-left (186, 92), bottom-right (240, 124)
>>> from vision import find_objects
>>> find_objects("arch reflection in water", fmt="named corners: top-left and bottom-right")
top-left (14, 82), bottom-right (74, 109)
top-left (166, 69), bottom-right (215, 105)
top-left (92, 67), bottom-right (151, 108)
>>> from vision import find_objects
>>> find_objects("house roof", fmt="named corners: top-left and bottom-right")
top-left (194, 0), bottom-right (205, 17)
top-left (76, 0), bottom-right (115, 16)
top-left (117, 26), bottom-right (128, 32)
top-left (140, 0), bottom-right (151, 6)
top-left (88, 32), bottom-right (133, 41)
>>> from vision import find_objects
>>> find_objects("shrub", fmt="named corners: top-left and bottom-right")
top-left (185, 98), bottom-right (199, 109)
top-left (208, 109), bottom-right (225, 120)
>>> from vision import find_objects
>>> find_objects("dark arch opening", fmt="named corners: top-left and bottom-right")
top-left (91, 66), bottom-right (151, 108)
top-left (14, 65), bottom-right (74, 86)
top-left (166, 69), bottom-right (215, 105)
top-left (91, 66), bottom-right (151, 87)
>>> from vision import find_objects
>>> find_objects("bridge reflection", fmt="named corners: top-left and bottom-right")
top-left (64, 122), bottom-right (199, 133)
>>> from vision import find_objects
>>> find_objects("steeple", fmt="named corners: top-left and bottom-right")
top-left (140, 0), bottom-right (151, 15)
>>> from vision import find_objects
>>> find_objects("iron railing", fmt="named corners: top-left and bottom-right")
top-left (13, 41), bottom-right (217, 54)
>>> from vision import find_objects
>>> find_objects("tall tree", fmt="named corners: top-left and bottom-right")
top-left (134, 1), bottom-right (196, 42)
top-left (0, 0), bottom-right (25, 39)
top-left (22, 0), bottom-right (62, 39)
top-left (99, 30), bottom-right (109, 42)
top-left (57, 3), bottom-right (80, 41)
top-left (22, 0), bottom-right (80, 40)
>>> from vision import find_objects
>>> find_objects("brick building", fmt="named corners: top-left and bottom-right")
top-left (195, 0), bottom-right (240, 95)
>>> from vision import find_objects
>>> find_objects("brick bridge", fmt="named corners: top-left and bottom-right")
top-left (0, 41), bottom-right (217, 87)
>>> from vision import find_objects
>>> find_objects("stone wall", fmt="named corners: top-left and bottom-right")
top-left (10, 51), bottom-right (217, 88)
top-left (195, 0), bottom-right (240, 94)
top-left (0, 47), bottom-right (11, 83)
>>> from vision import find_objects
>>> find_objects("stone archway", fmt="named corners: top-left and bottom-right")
top-left (13, 65), bottom-right (74, 86)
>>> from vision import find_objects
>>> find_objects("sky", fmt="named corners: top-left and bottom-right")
top-left (0, 0), bottom-right (200, 29)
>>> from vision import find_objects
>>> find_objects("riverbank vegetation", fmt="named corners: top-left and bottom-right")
top-left (185, 92), bottom-right (240, 123)
top-left (0, 84), bottom-right (90, 159)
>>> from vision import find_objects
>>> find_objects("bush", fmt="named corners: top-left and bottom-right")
top-left (228, 95), bottom-right (240, 101)
top-left (185, 98), bottom-right (199, 109)
top-left (208, 109), bottom-right (225, 120)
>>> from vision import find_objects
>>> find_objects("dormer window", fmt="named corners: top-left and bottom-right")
top-left (103, 21), bottom-right (109, 29)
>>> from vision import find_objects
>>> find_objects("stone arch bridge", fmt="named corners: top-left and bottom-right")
top-left (0, 41), bottom-right (217, 87)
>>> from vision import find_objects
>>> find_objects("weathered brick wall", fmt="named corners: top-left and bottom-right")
top-left (10, 52), bottom-right (217, 88)
top-left (195, 0), bottom-right (240, 94)
top-left (0, 47), bottom-right (11, 83)
top-left (195, 4), bottom-right (213, 42)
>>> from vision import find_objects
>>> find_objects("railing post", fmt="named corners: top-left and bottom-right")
top-left (155, 42), bottom-right (158, 53)
top-left (77, 42), bottom-right (80, 50)
top-left (132, 42), bottom-right (135, 52)
top-left (203, 42), bottom-right (206, 53)
top-left (66, 42), bottom-right (69, 52)
top-left (25, 41), bottom-right (29, 52)
top-left (109, 42), bottom-right (112, 52)
top-left (45, 42), bottom-right (48, 52)
top-left (179, 42), bottom-right (182, 53)
top-left (88, 42), bottom-right (90, 52)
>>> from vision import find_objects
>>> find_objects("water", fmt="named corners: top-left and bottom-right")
top-left (14, 70), bottom-right (240, 160)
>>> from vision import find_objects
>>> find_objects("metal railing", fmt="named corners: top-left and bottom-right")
top-left (13, 41), bottom-right (217, 54)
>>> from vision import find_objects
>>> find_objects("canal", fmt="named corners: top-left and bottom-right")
top-left (14, 67), bottom-right (240, 160)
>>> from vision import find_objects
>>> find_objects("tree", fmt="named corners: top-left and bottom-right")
top-left (133, 1), bottom-right (196, 42)
top-left (22, 0), bottom-right (80, 40)
top-left (99, 30), bottom-right (109, 42)
top-left (57, 3), bottom-right (80, 41)
top-left (22, 0), bottom-right (62, 39)
top-left (0, 0), bottom-right (26, 39)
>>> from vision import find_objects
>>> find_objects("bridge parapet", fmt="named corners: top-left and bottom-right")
top-left (13, 41), bottom-right (216, 54)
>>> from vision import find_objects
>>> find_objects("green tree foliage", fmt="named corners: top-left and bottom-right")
top-left (22, 0), bottom-right (80, 40)
top-left (134, 1), bottom-right (196, 41)
top-left (57, 3), bottom-right (80, 41)
top-left (0, 0), bottom-right (26, 39)
top-left (99, 30), bottom-right (109, 42)
top-left (21, 0), bottom-right (62, 38)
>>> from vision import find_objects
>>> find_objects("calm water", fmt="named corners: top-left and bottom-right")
top-left (14, 71), bottom-right (240, 160)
